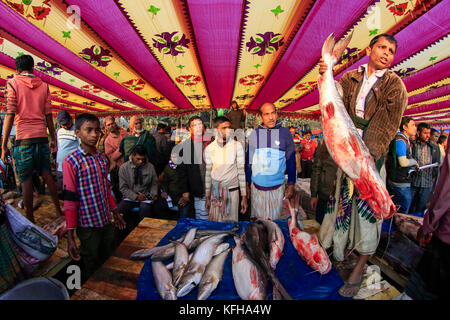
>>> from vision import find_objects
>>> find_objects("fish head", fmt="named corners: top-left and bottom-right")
top-left (176, 267), bottom-right (200, 297)
top-left (356, 160), bottom-right (396, 220)
top-left (197, 277), bottom-right (217, 300)
top-left (365, 182), bottom-right (397, 220)
top-left (176, 277), bottom-right (196, 298)
top-left (317, 260), bottom-right (332, 275)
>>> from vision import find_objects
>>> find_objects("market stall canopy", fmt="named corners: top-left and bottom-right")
top-left (0, 0), bottom-right (448, 125)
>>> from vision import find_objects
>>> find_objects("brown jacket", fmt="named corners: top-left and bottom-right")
top-left (340, 68), bottom-right (408, 161)
top-left (310, 141), bottom-right (338, 200)
top-left (227, 108), bottom-right (245, 130)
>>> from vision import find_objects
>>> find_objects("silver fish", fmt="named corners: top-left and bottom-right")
top-left (152, 261), bottom-right (177, 300)
top-left (213, 242), bottom-right (230, 256)
top-left (129, 233), bottom-right (185, 260)
top-left (150, 228), bottom-right (198, 261)
top-left (176, 233), bottom-right (228, 297)
top-left (257, 218), bottom-right (285, 270)
top-left (129, 228), bottom-right (198, 261)
top-left (232, 236), bottom-right (267, 300)
top-left (187, 234), bottom-right (210, 250)
top-left (150, 244), bottom-right (179, 261)
top-left (167, 242), bottom-right (230, 270)
top-left (172, 242), bottom-right (189, 287)
top-left (183, 227), bottom-right (198, 247)
top-left (198, 248), bottom-right (230, 300)
top-left (196, 225), bottom-right (239, 237)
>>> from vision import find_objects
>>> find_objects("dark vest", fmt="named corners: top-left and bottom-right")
top-left (387, 133), bottom-right (414, 184)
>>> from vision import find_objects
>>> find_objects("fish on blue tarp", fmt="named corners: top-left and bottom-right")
top-left (137, 218), bottom-right (351, 300)
top-left (232, 236), bottom-right (267, 300)
top-left (198, 248), bottom-right (230, 300)
top-left (177, 233), bottom-right (229, 297)
top-left (242, 221), bottom-right (292, 300)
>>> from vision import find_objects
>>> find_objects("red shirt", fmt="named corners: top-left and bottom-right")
top-left (104, 128), bottom-right (128, 170)
top-left (63, 147), bottom-right (117, 229)
top-left (292, 134), bottom-right (301, 145)
top-left (6, 75), bottom-right (52, 140)
top-left (300, 139), bottom-right (316, 161)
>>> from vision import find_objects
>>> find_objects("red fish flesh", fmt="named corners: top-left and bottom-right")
top-left (232, 236), bottom-right (267, 300)
top-left (288, 203), bottom-right (332, 274)
top-left (317, 31), bottom-right (396, 220)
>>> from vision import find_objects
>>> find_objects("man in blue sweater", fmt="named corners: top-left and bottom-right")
top-left (386, 117), bottom-right (418, 214)
top-left (246, 102), bottom-right (296, 220)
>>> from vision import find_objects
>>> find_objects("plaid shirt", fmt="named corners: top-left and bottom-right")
top-left (411, 142), bottom-right (434, 188)
top-left (63, 146), bottom-right (116, 229)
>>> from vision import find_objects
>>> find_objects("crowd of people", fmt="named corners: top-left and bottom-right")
top-left (0, 33), bottom-right (449, 300)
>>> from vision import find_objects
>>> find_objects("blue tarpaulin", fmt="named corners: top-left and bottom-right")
top-left (137, 218), bottom-right (350, 300)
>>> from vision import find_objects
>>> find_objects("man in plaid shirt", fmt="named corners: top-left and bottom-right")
top-left (63, 113), bottom-right (125, 280)
top-left (410, 122), bottom-right (441, 215)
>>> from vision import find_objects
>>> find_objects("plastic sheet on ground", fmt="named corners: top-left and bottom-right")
top-left (137, 218), bottom-right (350, 300)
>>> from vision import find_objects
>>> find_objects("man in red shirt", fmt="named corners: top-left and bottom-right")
top-left (1, 55), bottom-right (63, 223)
top-left (299, 130), bottom-right (316, 178)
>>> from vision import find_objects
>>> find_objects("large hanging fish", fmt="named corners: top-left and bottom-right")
top-left (318, 31), bottom-right (396, 220)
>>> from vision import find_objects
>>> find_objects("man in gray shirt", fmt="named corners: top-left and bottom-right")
top-left (118, 144), bottom-right (158, 237)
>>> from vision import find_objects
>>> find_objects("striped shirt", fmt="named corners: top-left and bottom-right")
top-left (63, 146), bottom-right (117, 229)
top-left (411, 142), bottom-right (434, 188)
top-left (56, 126), bottom-right (79, 172)
top-left (204, 139), bottom-right (246, 196)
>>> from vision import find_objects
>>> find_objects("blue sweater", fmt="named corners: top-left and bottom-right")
top-left (245, 122), bottom-right (296, 189)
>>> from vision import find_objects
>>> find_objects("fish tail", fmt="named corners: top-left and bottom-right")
top-left (322, 31), bottom-right (354, 65)
top-left (321, 33), bottom-right (335, 59)
top-left (287, 199), bottom-right (297, 226)
top-left (269, 272), bottom-right (293, 300)
top-left (272, 286), bottom-right (282, 300)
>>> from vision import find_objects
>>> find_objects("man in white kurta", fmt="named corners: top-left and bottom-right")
top-left (205, 117), bottom-right (247, 222)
